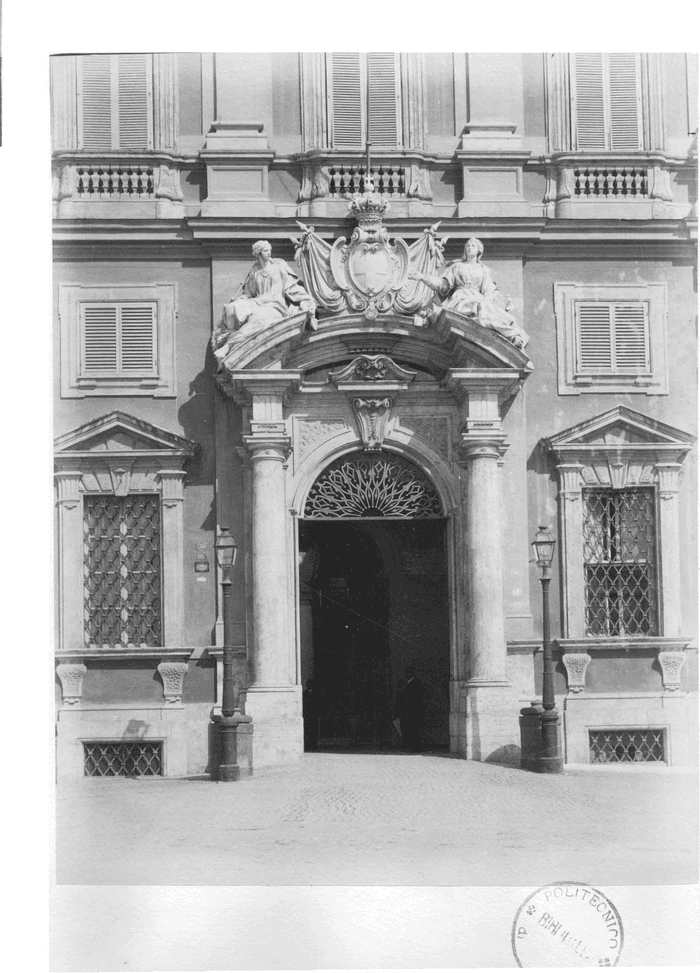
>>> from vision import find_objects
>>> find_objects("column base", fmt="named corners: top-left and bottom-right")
top-left (244, 686), bottom-right (303, 767)
top-left (458, 683), bottom-right (523, 764)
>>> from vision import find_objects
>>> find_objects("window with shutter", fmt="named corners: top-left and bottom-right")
top-left (79, 54), bottom-right (153, 151)
top-left (81, 302), bottom-right (157, 378)
top-left (572, 53), bottom-right (642, 151)
top-left (329, 53), bottom-right (401, 149)
top-left (576, 302), bottom-right (650, 374)
top-left (554, 283), bottom-right (667, 395)
top-left (60, 284), bottom-right (176, 398)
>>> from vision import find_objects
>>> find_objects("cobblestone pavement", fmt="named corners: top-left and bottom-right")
top-left (56, 753), bottom-right (698, 886)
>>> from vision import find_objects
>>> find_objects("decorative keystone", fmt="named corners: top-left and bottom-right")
top-left (658, 651), bottom-right (686, 692)
top-left (353, 397), bottom-right (393, 452)
top-left (562, 653), bottom-right (592, 694)
top-left (56, 663), bottom-right (87, 705)
top-left (157, 661), bottom-right (189, 704)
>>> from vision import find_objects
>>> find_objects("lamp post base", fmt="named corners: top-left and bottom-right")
top-left (216, 713), bottom-right (253, 782)
top-left (536, 708), bottom-right (564, 774)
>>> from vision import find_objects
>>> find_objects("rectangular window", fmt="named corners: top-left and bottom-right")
top-left (80, 302), bottom-right (157, 378)
top-left (583, 488), bottom-right (658, 637)
top-left (79, 53), bottom-right (153, 151)
top-left (576, 302), bottom-right (650, 375)
top-left (83, 494), bottom-right (162, 647)
top-left (330, 52), bottom-right (401, 149)
top-left (572, 53), bottom-right (642, 151)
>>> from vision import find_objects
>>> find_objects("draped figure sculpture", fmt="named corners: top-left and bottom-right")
top-left (410, 237), bottom-right (529, 349)
top-left (212, 240), bottom-right (317, 363)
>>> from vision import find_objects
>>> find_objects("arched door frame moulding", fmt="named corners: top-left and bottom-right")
top-left (217, 311), bottom-right (533, 764)
top-left (290, 436), bottom-right (462, 703)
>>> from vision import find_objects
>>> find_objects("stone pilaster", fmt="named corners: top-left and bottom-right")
top-left (153, 53), bottom-right (178, 152)
top-left (656, 462), bottom-right (683, 636)
top-left (157, 470), bottom-right (187, 647)
top-left (51, 56), bottom-right (79, 151)
top-left (555, 462), bottom-right (585, 638)
top-left (55, 471), bottom-right (84, 651)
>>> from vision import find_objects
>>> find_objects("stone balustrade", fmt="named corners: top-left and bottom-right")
top-left (53, 154), bottom-right (184, 218)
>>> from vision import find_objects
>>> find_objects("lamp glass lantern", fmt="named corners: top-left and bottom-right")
top-left (215, 527), bottom-right (238, 576)
top-left (532, 525), bottom-right (556, 571)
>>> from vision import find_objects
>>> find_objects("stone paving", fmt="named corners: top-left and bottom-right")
top-left (55, 752), bottom-right (698, 887)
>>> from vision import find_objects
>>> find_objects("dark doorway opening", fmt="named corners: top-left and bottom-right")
top-left (299, 520), bottom-right (450, 753)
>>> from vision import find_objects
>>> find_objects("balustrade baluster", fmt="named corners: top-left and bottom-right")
top-left (398, 167), bottom-right (405, 195)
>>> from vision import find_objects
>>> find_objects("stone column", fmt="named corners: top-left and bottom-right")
top-left (447, 369), bottom-right (527, 763)
top-left (461, 440), bottom-right (509, 685)
top-left (245, 439), bottom-right (293, 687)
top-left (55, 471), bottom-right (84, 650)
top-left (229, 371), bottom-right (303, 767)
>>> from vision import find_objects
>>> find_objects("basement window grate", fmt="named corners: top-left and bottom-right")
top-left (83, 741), bottom-right (163, 777)
top-left (589, 728), bottom-right (665, 764)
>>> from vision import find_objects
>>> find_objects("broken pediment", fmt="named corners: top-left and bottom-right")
top-left (54, 411), bottom-right (197, 462)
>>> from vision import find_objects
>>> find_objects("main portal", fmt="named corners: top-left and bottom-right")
top-left (298, 519), bottom-right (450, 752)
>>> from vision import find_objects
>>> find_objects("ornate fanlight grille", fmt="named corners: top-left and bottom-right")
top-left (583, 488), bottom-right (658, 637)
top-left (83, 494), bottom-right (162, 647)
top-left (304, 451), bottom-right (443, 519)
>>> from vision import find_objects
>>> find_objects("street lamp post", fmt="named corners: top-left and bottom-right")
top-left (214, 527), bottom-right (252, 781)
top-left (532, 526), bottom-right (564, 774)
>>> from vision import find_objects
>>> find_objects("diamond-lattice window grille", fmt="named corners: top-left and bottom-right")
top-left (83, 494), bottom-right (162, 647)
top-left (83, 741), bottom-right (163, 776)
top-left (589, 729), bottom-right (665, 764)
top-left (583, 488), bottom-right (658, 637)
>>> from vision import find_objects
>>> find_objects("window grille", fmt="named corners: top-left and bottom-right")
top-left (330, 53), bottom-right (401, 149)
top-left (572, 53), bottom-right (643, 151)
top-left (583, 488), bottom-right (658, 637)
top-left (576, 302), bottom-right (650, 374)
top-left (80, 302), bottom-right (157, 378)
top-left (83, 494), bottom-right (162, 647)
top-left (304, 452), bottom-right (443, 520)
top-left (589, 729), bottom-right (665, 764)
top-left (79, 54), bottom-right (153, 151)
top-left (84, 741), bottom-right (163, 776)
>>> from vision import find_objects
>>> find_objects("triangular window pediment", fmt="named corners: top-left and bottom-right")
top-left (54, 411), bottom-right (196, 459)
top-left (547, 406), bottom-right (694, 453)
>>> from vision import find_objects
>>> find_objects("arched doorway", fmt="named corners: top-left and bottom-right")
top-left (298, 451), bottom-right (450, 752)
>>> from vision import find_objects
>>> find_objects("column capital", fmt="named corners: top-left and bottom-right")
top-left (227, 370), bottom-right (302, 408)
top-left (243, 436), bottom-right (292, 463)
top-left (157, 469), bottom-right (186, 506)
top-left (54, 470), bottom-right (83, 507)
top-left (458, 438), bottom-right (508, 462)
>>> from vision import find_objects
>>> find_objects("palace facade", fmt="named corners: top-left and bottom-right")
top-left (52, 53), bottom-right (698, 779)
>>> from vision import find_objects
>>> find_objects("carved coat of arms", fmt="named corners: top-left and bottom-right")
top-left (293, 192), bottom-right (446, 320)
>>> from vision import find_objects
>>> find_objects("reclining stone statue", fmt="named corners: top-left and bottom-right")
top-left (410, 237), bottom-right (529, 349)
top-left (212, 240), bottom-right (317, 363)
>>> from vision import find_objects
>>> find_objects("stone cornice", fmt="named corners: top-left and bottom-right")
top-left (56, 648), bottom-right (194, 661)
top-left (554, 637), bottom-right (692, 653)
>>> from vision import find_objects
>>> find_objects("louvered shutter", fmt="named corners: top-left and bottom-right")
top-left (611, 303), bottom-right (649, 370)
top-left (81, 302), bottom-right (156, 375)
top-left (577, 302), bottom-right (649, 373)
top-left (81, 55), bottom-right (113, 151)
top-left (573, 54), bottom-right (607, 150)
top-left (573, 53), bottom-right (642, 151)
top-left (331, 53), bottom-right (364, 148)
top-left (82, 304), bottom-right (119, 372)
top-left (577, 303), bottom-right (613, 371)
top-left (367, 53), bottom-right (399, 147)
top-left (117, 55), bottom-right (151, 150)
top-left (608, 54), bottom-right (642, 151)
top-left (120, 304), bottom-right (157, 371)
top-left (80, 54), bottom-right (151, 150)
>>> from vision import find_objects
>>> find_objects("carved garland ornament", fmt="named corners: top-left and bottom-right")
top-left (304, 452), bottom-right (443, 520)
